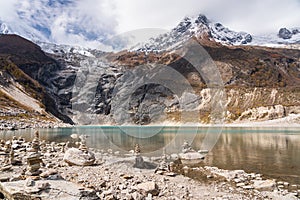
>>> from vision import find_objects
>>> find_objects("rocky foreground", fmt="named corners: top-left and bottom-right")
top-left (0, 133), bottom-right (299, 200)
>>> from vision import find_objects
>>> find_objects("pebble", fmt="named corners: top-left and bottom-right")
top-left (25, 178), bottom-right (35, 187)
top-left (284, 182), bottom-right (289, 187)
top-left (234, 178), bottom-right (241, 183)
top-left (277, 181), bottom-right (284, 185)
top-left (242, 185), bottom-right (254, 190)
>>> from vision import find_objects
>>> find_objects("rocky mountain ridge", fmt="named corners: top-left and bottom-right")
top-left (1, 9), bottom-right (300, 126)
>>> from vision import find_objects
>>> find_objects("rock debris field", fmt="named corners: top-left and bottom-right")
top-left (0, 132), bottom-right (299, 200)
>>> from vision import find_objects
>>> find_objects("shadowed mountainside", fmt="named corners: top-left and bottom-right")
top-left (0, 34), bottom-right (73, 125)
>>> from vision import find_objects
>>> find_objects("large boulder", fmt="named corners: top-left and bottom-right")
top-left (63, 148), bottom-right (95, 166)
top-left (252, 179), bottom-right (276, 191)
top-left (179, 152), bottom-right (205, 163)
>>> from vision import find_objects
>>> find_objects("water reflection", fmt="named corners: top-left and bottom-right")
top-left (0, 126), bottom-right (299, 184)
top-left (204, 128), bottom-right (300, 184)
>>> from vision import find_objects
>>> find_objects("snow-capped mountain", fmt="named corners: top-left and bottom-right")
top-left (1, 7), bottom-right (300, 52)
top-left (132, 14), bottom-right (253, 52)
top-left (132, 14), bottom-right (300, 52)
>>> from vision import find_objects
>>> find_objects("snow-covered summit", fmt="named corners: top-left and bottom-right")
top-left (132, 14), bottom-right (253, 52)
top-left (132, 14), bottom-right (300, 52)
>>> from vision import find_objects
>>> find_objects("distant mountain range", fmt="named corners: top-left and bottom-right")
top-left (1, 13), bottom-right (299, 52)
top-left (0, 13), bottom-right (300, 127)
top-left (133, 14), bottom-right (300, 52)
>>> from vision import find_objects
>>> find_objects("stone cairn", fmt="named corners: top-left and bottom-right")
top-left (133, 144), bottom-right (146, 168)
top-left (134, 144), bottom-right (141, 155)
top-left (155, 148), bottom-right (169, 174)
top-left (26, 131), bottom-right (43, 177)
top-left (79, 135), bottom-right (89, 153)
top-left (9, 147), bottom-right (15, 165)
top-left (2, 140), bottom-right (12, 165)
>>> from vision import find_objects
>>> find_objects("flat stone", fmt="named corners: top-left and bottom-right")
top-left (40, 169), bottom-right (58, 178)
top-left (0, 165), bottom-right (12, 172)
top-left (179, 152), bottom-right (205, 160)
top-left (64, 148), bottom-right (95, 166)
top-left (165, 172), bottom-right (177, 177)
top-left (277, 181), bottom-right (284, 185)
top-left (242, 185), bottom-right (254, 190)
top-left (123, 174), bottom-right (134, 180)
top-left (291, 184), bottom-right (298, 190)
top-left (0, 179), bottom-right (98, 199)
top-left (252, 179), bottom-right (276, 191)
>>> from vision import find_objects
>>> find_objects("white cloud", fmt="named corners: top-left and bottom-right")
top-left (0, 0), bottom-right (299, 47)
top-left (0, 1), bottom-right (18, 22)
top-left (112, 0), bottom-right (300, 34)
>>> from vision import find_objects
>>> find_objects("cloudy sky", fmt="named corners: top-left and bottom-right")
top-left (0, 0), bottom-right (299, 47)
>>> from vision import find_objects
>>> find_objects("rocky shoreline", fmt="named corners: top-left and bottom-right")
top-left (0, 133), bottom-right (299, 200)
top-left (0, 119), bottom-right (71, 131)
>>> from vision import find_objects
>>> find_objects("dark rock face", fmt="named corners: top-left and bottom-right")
top-left (292, 29), bottom-right (299, 35)
top-left (195, 14), bottom-right (210, 26)
top-left (175, 17), bottom-right (192, 33)
top-left (278, 28), bottom-right (293, 39)
top-left (0, 34), bottom-right (74, 124)
top-left (242, 34), bottom-right (252, 44)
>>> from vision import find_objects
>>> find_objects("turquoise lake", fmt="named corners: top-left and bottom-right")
top-left (1, 126), bottom-right (300, 184)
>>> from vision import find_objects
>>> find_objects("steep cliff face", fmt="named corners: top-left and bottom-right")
top-left (113, 40), bottom-right (300, 124)
top-left (0, 56), bottom-right (62, 129)
top-left (0, 34), bottom-right (73, 125)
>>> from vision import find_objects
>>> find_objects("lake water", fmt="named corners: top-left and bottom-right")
top-left (1, 126), bottom-right (300, 184)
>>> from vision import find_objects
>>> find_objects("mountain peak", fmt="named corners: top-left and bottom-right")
top-left (195, 14), bottom-right (210, 26)
top-left (278, 27), bottom-right (300, 40)
top-left (134, 14), bottom-right (253, 52)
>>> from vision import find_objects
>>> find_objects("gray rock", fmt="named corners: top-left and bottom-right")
top-left (64, 148), bottom-right (95, 166)
top-left (1, 179), bottom-right (98, 199)
top-left (40, 169), bottom-right (58, 178)
top-left (137, 181), bottom-right (159, 196)
top-left (179, 92), bottom-right (200, 110)
top-left (278, 28), bottom-right (293, 39)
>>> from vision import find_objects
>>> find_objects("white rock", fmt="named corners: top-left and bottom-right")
top-left (63, 148), bottom-right (95, 166)
top-left (252, 179), bottom-right (276, 191)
